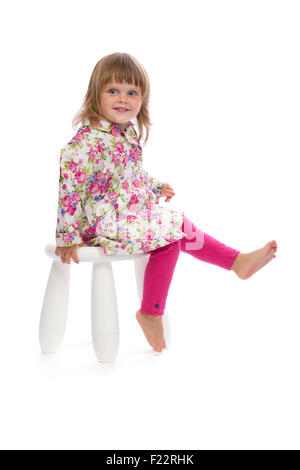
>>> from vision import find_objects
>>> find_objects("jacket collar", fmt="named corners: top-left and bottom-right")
top-left (83, 117), bottom-right (135, 136)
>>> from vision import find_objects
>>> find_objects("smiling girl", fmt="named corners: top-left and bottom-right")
top-left (55, 52), bottom-right (277, 353)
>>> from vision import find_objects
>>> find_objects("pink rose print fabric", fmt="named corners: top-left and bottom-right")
top-left (56, 118), bottom-right (186, 255)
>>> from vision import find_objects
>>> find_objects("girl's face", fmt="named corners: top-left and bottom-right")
top-left (100, 80), bottom-right (142, 130)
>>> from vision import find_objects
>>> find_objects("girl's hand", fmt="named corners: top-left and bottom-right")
top-left (55, 243), bottom-right (86, 264)
top-left (160, 183), bottom-right (176, 202)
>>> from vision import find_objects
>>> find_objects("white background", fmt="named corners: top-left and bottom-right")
top-left (1, 0), bottom-right (299, 450)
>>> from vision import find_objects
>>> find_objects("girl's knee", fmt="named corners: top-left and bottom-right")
top-left (150, 240), bottom-right (181, 256)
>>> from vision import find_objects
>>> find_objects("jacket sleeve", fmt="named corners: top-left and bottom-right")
top-left (140, 168), bottom-right (164, 201)
top-left (131, 124), bottom-right (164, 200)
top-left (55, 130), bottom-right (91, 247)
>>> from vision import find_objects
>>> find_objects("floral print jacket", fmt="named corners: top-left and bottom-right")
top-left (55, 118), bottom-right (186, 255)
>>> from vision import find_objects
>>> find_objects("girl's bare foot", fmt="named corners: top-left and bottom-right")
top-left (231, 240), bottom-right (278, 280)
top-left (136, 309), bottom-right (166, 352)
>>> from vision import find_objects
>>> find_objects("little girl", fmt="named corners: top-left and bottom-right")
top-left (55, 52), bottom-right (278, 353)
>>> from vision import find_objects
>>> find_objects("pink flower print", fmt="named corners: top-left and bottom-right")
top-left (63, 172), bottom-right (69, 180)
top-left (68, 205), bottom-right (77, 216)
top-left (141, 240), bottom-right (152, 252)
top-left (146, 201), bottom-right (154, 210)
top-left (127, 215), bottom-right (137, 222)
top-left (132, 150), bottom-right (141, 164)
top-left (129, 194), bottom-right (139, 204)
top-left (99, 183), bottom-right (108, 195)
top-left (96, 142), bottom-right (104, 154)
top-left (63, 233), bottom-right (71, 243)
top-left (62, 195), bottom-right (72, 207)
top-left (123, 181), bottom-right (129, 191)
top-left (96, 171), bottom-right (105, 181)
top-left (122, 154), bottom-right (129, 167)
top-left (88, 148), bottom-right (98, 160)
top-left (144, 229), bottom-right (155, 240)
top-left (112, 154), bottom-right (121, 165)
top-left (73, 133), bottom-right (83, 143)
top-left (95, 221), bottom-right (104, 235)
top-left (133, 179), bottom-right (141, 188)
top-left (108, 191), bottom-right (118, 200)
top-left (141, 174), bottom-right (149, 185)
top-left (129, 203), bottom-right (138, 212)
top-left (72, 193), bottom-right (80, 202)
top-left (68, 161), bottom-right (78, 173)
top-left (111, 127), bottom-right (119, 137)
top-left (146, 189), bottom-right (153, 197)
top-left (73, 221), bottom-right (80, 229)
top-left (140, 212), bottom-right (148, 220)
top-left (72, 128), bottom-right (90, 143)
top-left (89, 225), bottom-right (96, 235)
top-left (88, 182), bottom-right (100, 195)
top-left (75, 169), bottom-right (86, 184)
top-left (62, 184), bottom-right (67, 190)
top-left (115, 142), bottom-right (124, 153)
top-left (80, 127), bottom-right (90, 134)
top-left (121, 244), bottom-right (126, 250)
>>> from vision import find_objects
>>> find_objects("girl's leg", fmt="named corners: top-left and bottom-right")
top-left (180, 215), bottom-right (240, 270)
top-left (140, 240), bottom-right (181, 317)
top-left (140, 214), bottom-right (240, 318)
top-left (137, 241), bottom-right (181, 351)
top-left (137, 214), bottom-right (277, 352)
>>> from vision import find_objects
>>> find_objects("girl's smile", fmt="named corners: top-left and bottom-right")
top-left (114, 107), bottom-right (130, 113)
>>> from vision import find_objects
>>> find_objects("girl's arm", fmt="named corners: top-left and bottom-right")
top-left (56, 130), bottom-right (91, 247)
top-left (140, 168), bottom-right (164, 200)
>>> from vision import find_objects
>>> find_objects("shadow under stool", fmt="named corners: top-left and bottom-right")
top-left (39, 244), bottom-right (171, 363)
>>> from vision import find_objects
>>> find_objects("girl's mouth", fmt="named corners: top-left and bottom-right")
top-left (114, 108), bottom-right (129, 113)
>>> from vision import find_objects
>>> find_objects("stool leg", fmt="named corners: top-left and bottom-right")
top-left (91, 262), bottom-right (119, 363)
top-left (133, 256), bottom-right (172, 345)
top-left (39, 260), bottom-right (70, 354)
top-left (133, 255), bottom-right (149, 302)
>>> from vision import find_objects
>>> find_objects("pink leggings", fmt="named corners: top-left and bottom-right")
top-left (140, 215), bottom-right (240, 316)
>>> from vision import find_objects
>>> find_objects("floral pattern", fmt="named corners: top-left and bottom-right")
top-left (56, 118), bottom-right (186, 255)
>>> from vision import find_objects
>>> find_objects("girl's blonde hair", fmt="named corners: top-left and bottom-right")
top-left (72, 52), bottom-right (152, 145)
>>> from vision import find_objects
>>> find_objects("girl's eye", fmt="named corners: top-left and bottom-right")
top-left (108, 89), bottom-right (137, 96)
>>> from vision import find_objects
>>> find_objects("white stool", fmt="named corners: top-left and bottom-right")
top-left (39, 244), bottom-right (171, 363)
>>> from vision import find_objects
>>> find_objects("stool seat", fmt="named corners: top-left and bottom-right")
top-left (39, 243), bottom-right (171, 363)
top-left (45, 243), bottom-right (150, 263)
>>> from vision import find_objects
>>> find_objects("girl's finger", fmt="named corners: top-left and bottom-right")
top-left (73, 251), bottom-right (79, 264)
